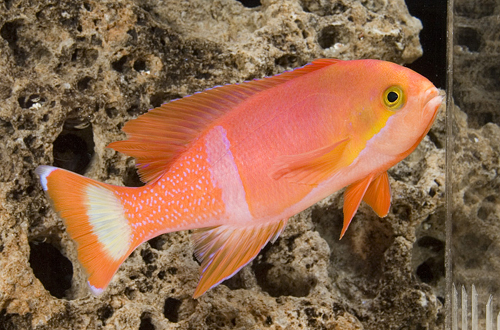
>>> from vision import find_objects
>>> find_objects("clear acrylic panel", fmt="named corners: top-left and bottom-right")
top-left (448, 0), bottom-right (500, 329)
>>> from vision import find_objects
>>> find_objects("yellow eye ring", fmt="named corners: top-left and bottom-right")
top-left (383, 86), bottom-right (405, 110)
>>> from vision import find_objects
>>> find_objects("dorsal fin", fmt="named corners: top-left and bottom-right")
top-left (108, 59), bottom-right (342, 184)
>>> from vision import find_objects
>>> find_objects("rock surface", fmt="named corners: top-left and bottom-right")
top-left (0, 0), bottom-right (445, 329)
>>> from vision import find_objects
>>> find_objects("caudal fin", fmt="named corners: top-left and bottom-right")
top-left (36, 165), bottom-right (134, 295)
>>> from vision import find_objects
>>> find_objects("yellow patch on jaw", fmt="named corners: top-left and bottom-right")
top-left (86, 185), bottom-right (131, 261)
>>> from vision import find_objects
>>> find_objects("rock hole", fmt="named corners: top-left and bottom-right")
top-left (133, 59), bottom-right (147, 72)
top-left (97, 305), bottom-right (114, 325)
top-left (484, 64), bottom-right (500, 91)
top-left (275, 54), bottom-right (299, 68)
top-left (18, 94), bottom-right (46, 109)
top-left (0, 20), bottom-right (28, 65)
top-left (144, 264), bottom-right (157, 278)
top-left (163, 297), bottom-right (181, 323)
top-left (416, 258), bottom-right (437, 283)
top-left (253, 262), bottom-right (315, 297)
top-left (53, 120), bottom-right (94, 174)
top-left (0, 309), bottom-right (33, 329)
top-left (427, 130), bottom-right (443, 149)
top-left (123, 166), bottom-right (145, 187)
top-left (457, 27), bottom-right (481, 52)
top-left (150, 92), bottom-right (180, 109)
top-left (456, 0), bottom-right (497, 18)
top-left (235, 0), bottom-right (261, 8)
top-left (83, 2), bottom-right (92, 11)
top-left (127, 29), bottom-right (138, 41)
top-left (29, 241), bottom-right (73, 299)
top-left (0, 119), bottom-right (14, 135)
top-left (105, 107), bottom-right (118, 118)
top-left (71, 48), bottom-right (99, 66)
top-left (127, 103), bottom-right (142, 116)
top-left (124, 287), bottom-right (136, 300)
top-left (318, 25), bottom-right (347, 49)
top-left (1, 20), bottom-right (20, 47)
top-left (477, 205), bottom-right (490, 220)
top-left (141, 248), bottom-right (156, 264)
top-left (417, 236), bottom-right (444, 253)
top-left (149, 235), bottom-right (168, 250)
top-left (77, 76), bottom-right (92, 91)
top-left (23, 135), bottom-right (35, 148)
top-left (112, 55), bottom-right (128, 73)
top-left (139, 313), bottom-right (155, 330)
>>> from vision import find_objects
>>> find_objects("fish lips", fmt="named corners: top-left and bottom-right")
top-left (421, 87), bottom-right (444, 136)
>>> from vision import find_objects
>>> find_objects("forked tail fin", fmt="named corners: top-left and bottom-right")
top-left (36, 165), bottom-right (135, 295)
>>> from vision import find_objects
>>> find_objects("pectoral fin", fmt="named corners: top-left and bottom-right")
top-left (362, 171), bottom-right (391, 217)
top-left (270, 138), bottom-right (350, 185)
top-left (342, 174), bottom-right (375, 239)
top-left (341, 172), bottom-right (392, 239)
top-left (192, 219), bottom-right (288, 298)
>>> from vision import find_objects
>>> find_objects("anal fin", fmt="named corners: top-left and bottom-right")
top-left (192, 219), bottom-right (288, 298)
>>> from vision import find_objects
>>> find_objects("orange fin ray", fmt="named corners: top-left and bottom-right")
top-left (109, 59), bottom-right (342, 184)
top-left (362, 171), bottom-right (391, 217)
top-left (35, 165), bottom-right (136, 295)
top-left (270, 138), bottom-right (350, 185)
top-left (341, 172), bottom-right (392, 239)
top-left (192, 219), bottom-right (288, 298)
top-left (341, 174), bottom-right (375, 239)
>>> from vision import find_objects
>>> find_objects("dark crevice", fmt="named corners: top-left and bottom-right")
top-left (141, 248), bottom-right (156, 264)
top-left (457, 27), bottom-right (482, 52)
top-left (139, 313), bottom-right (155, 330)
top-left (133, 59), bottom-right (147, 72)
top-left (163, 297), bottom-right (182, 323)
top-left (123, 166), bottom-right (145, 187)
top-left (112, 55), bottom-right (128, 73)
top-left (318, 25), bottom-right (348, 49)
top-left (235, 0), bottom-right (261, 7)
top-left (29, 241), bottom-right (73, 299)
top-left (97, 305), bottom-right (114, 325)
top-left (53, 119), bottom-right (94, 174)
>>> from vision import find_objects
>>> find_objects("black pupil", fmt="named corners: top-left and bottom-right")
top-left (387, 91), bottom-right (399, 103)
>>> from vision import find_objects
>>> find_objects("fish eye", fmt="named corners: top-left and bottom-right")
top-left (383, 86), bottom-right (405, 110)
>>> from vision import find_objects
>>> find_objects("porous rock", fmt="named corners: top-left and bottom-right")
top-left (0, 0), bottom-right (442, 329)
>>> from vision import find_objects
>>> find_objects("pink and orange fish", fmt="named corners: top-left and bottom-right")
top-left (36, 59), bottom-right (442, 298)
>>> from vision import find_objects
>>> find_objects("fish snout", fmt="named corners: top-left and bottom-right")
top-left (423, 87), bottom-right (443, 114)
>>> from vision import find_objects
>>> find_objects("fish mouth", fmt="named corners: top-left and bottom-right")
top-left (423, 87), bottom-right (444, 115)
top-left (421, 87), bottom-right (444, 133)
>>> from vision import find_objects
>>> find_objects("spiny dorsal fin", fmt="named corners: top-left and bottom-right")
top-left (108, 59), bottom-right (342, 184)
top-left (192, 219), bottom-right (288, 298)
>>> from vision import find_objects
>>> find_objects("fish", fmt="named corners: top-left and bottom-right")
top-left (35, 59), bottom-right (443, 298)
